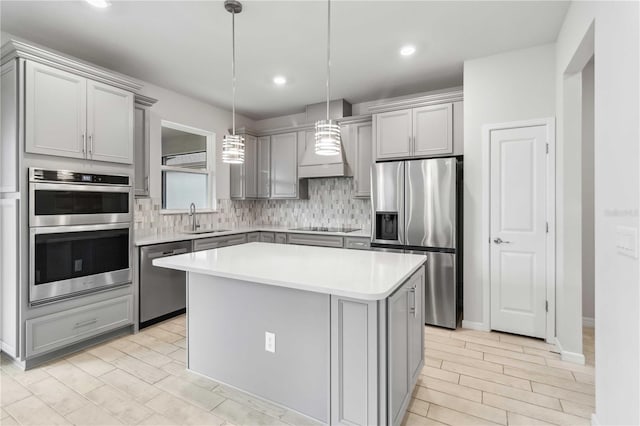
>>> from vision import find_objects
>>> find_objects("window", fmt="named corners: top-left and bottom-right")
top-left (160, 121), bottom-right (216, 211)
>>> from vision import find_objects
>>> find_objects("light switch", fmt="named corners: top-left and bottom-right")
top-left (265, 331), bottom-right (275, 353)
top-left (616, 226), bottom-right (638, 258)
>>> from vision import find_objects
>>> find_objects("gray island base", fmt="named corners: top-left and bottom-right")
top-left (153, 242), bottom-right (426, 425)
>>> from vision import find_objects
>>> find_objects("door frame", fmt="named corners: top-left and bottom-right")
top-left (481, 118), bottom-right (556, 343)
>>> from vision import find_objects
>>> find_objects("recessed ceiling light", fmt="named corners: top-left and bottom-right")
top-left (400, 45), bottom-right (416, 56)
top-left (273, 76), bottom-right (287, 86)
top-left (85, 0), bottom-right (111, 8)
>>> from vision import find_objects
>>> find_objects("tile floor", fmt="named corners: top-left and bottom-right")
top-left (0, 316), bottom-right (595, 426)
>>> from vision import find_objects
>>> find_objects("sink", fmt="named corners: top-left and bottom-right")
top-left (183, 229), bottom-right (230, 235)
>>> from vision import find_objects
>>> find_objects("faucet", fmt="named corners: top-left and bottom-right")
top-left (189, 202), bottom-right (199, 231)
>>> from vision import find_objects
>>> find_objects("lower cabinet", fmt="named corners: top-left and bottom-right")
top-left (25, 295), bottom-right (133, 358)
top-left (330, 266), bottom-right (425, 426)
top-left (192, 234), bottom-right (248, 251)
top-left (388, 268), bottom-right (425, 425)
top-left (259, 232), bottom-right (275, 243)
top-left (274, 233), bottom-right (287, 244)
top-left (344, 237), bottom-right (371, 250)
top-left (287, 233), bottom-right (344, 248)
top-left (247, 232), bottom-right (260, 242)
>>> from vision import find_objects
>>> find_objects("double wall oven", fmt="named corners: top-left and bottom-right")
top-left (29, 168), bottom-right (133, 305)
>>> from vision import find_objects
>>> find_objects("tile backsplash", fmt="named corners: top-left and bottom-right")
top-left (134, 177), bottom-right (371, 233)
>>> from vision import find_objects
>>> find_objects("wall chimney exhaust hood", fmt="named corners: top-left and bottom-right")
top-left (299, 99), bottom-right (352, 178)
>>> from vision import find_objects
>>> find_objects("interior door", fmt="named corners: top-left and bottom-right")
top-left (490, 125), bottom-right (548, 339)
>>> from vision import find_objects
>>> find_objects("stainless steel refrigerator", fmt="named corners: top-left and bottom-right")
top-left (371, 158), bottom-right (462, 329)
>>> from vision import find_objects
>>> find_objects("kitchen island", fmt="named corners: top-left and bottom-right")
top-left (153, 242), bottom-right (426, 426)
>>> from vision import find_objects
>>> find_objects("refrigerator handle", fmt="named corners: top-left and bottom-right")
top-left (398, 161), bottom-right (405, 245)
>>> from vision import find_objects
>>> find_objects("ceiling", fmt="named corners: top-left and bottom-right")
top-left (1, 1), bottom-right (569, 120)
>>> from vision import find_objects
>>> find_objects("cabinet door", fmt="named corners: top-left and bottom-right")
top-left (353, 122), bottom-right (373, 198)
top-left (244, 135), bottom-right (258, 198)
top-left (375, 109), bottom-right (412, 160)
top-left (87, 80), bottom-right (134, 164)
top-left (230, 163), bottom-right (245, 199)
top-left (270, 132), bottom-right (298, 198)
top-left (25, 61), bottom-right (87, 159)
top-left (412, 103), bottom-right (453, 157)
top-left (387, 283), bottom-right (410, 426)
top-left (407, 267), bottom-right (425, 384)
top-left (134, 104), bottom-right (150, 197)
top-left (257, 136), bottom-right (271, 198)
top-left (274, 233), bottom-right (287, 244)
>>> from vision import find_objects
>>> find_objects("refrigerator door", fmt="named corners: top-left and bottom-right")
top-left (406, 250), bottom-right (456, 328)
top-left (371, 161), bottom-right (405, 245)
top-left (405, 158), bottom-right (456, 249)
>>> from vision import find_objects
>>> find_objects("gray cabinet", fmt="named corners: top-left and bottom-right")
top-left (375, 109), bottom-right (412, 159)
top-left (247, 232), bottom-right (260, 242)
top-left (259, 232), bottom-right (275, 243)
top-left (25, 61), bottom-right (134, 164)
top-left (274, 233), bottom-right (287, 244)
top-left (287, 233), bottom-right (344, 248)
top-left (344, 237), bottom-right (371, 250)
top-left (192, 233), bottom-right (248, 251)
top-left (387, 267), bottom-right (425, 426)
top-left (351, 122), bottom-right (373, 198)
top-left (257, 136), bottom-right (271, 198)
top-left (271, 132), bottom-right (307, 199)
top-left (374, 103), bottom-right (456, 161)
top-left (134, 95), bottom-right (156, 197)
top-left (230, 134), bottom-right (258, 199)
top-left (412, 103), bottom-right (453, 157)
top-left (25, 295), bottom-right (133, 358)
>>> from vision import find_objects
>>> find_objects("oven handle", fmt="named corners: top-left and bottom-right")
top-left (31, 182), bottom-right (131, 192)
top-left (30, 222), bottom-right (131, 235)
top-left (147, 248), bottom-right (189, 260)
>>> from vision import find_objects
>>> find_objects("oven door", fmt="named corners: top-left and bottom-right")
top-left (30, 223), bottom-right (132, 304)
top-left (30, 182), bottom-right (131, 227)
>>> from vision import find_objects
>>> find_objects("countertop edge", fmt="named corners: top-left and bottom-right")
top-left (135, 227), bottom-right (371, 246)
top-left (153, 255), bottom-right (426, 301)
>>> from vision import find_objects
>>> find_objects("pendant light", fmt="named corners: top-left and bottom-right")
top-left (222, 0), bottom-right (244, 164)
top-left (314, 0), bottom-right (341, 156)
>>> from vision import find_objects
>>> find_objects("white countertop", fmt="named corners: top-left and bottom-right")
top-left (153, 242), bottom-right (426, 301)
top-left (134, 226), bottom-right (371, 246)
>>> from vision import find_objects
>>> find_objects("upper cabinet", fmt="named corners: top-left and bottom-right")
top-left (271, 132), bottom-right (305, 199)
top-left (372, 90), bottom-right (463, 161)
top-left (257, 136), bottom-right (271, 199)
top-left (342, 118), bottom-right (373, 198)
top-left (24, 61), bottom-right (134, 164)
top-left (412, 103), bottom-right (453, 157)
top-left (134, 94), bottom-right (157, 197)
top-left (230, 134), bottom-right (258, 200)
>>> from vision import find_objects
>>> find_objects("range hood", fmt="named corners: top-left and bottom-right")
top-left (298, 99), bottom-right (352, 178)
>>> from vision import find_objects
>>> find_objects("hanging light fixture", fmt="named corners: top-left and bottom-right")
top-left (314, 0), bottom-right (341, 156)
top-left (222, 0), bottom-right (244, 164)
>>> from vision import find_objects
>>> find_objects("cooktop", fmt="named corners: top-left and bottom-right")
top-left (289, 226), bottom-right (361, 233)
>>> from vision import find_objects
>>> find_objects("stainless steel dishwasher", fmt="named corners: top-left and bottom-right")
top-left (139, 240), bottom-right (191, 328)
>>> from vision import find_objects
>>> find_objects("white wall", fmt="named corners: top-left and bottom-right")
top-left (137, 83), bottom-right (254, 202)
top-left (556, 2), bottom-right (639, 424)
top-left (462, 44), bottom-right (556, 328)
top-left (581, 58), bottom-right (595, 324)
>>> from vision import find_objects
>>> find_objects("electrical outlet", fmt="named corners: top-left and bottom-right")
top-left (265, 332), bottom-right (276, 353)
top-left (616, 226), bottom-right (638, 258)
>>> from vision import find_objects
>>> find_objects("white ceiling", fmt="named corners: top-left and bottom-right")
top-left (1, 1), bottom-right (569, 120)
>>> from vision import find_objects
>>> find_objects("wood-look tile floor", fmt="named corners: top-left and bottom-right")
top-left (0, 315), bottom-right (595, 426)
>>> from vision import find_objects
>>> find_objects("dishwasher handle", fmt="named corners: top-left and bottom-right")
top-left (147, 248), bottom-right (189, 260)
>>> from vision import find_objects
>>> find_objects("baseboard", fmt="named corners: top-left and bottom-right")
top-left (591, 413), bottom-right (600, 426)
top-left (583, 317), bottom-right (595, 327)
top-left (461, 320), bottom-right (490, 331)
top-left (555, 337), bottom-right (586, 365)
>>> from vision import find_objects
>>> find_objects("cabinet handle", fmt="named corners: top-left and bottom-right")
top-left (82, 133), bottom-right (86, 155)
top-left (409, 286), bottom-right (417, 317)
top-left (145, 176), bottom-right (149, 192)
top-left (89, 134), bottom-right (94, 157)
top-left (73, 318), bottom-right (97, 329)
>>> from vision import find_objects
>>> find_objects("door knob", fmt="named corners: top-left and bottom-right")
top-left (493, 238), bottom-right (511, 244)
